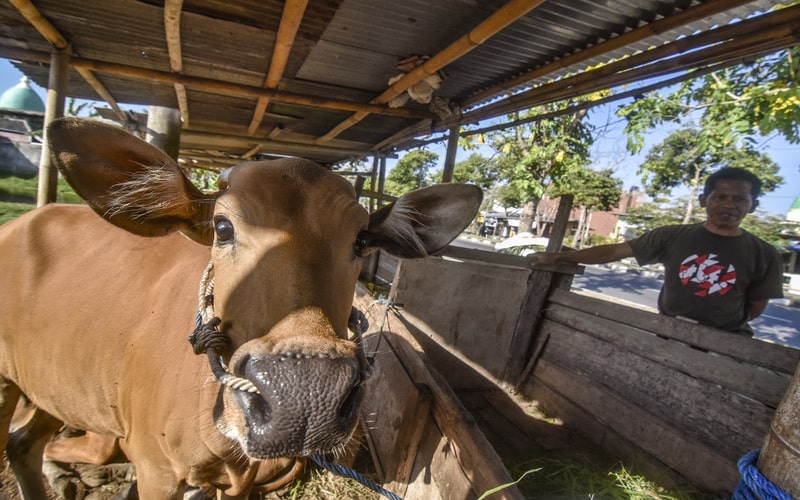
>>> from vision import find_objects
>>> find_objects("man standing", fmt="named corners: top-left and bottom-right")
top-left (532, 167), bottom-right (784, 334)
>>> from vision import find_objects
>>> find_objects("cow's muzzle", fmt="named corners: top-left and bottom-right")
top-left (232, 352), bottom-right (365, 458)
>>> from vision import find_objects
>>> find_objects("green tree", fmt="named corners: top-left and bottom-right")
top-left (433, 153), bottom-right (499, 189)
top-left (384, 149), bottom-right (439, 196)
top-left (495, 182), bottom-right (524, 210)
top-left (472, 101), bottom-right (596, 235)
top-left (635, 127), bottom-right (782, 223)
top-left (618, 47), bottom-right (799, 153)
top-left (550, 167), bottom-right (623, 247)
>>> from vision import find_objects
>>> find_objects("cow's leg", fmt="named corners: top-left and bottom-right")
top-left (7, 406), bottom-right (62, 499)
top-left (0, 377), bottom-right (22, 452)
top-left (45, 430), bottom-right (121, 465)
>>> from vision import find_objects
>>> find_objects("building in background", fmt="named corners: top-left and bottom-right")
top-left (0, 76), bottom-right (44, 180)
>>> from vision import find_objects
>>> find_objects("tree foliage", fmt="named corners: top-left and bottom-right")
top-left (618, 47), bottom-right (799, 155)
top-left (549, 167), bottom-right (622, 212)
top-left (384, 149), bottom-right (439, 196)
top-left (464, 98), bottom-right (600, 233)
top-left (433, 153), bottom-right (500, 189)
top-left (635, 127), bottom-right (783, 223)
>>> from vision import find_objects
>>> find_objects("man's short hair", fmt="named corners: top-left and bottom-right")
top-left (704, 167), bottom-right (762, 198)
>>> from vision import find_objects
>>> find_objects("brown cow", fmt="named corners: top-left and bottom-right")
top-left (0, 117), bottom-right (482, 498)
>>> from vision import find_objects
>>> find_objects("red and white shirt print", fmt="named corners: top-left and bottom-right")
top-left (678, 253), bottom-right (737, 297)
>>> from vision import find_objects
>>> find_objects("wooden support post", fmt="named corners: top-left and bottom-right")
top-left (353, 175), bottom-right (366, 200)
top-left (546, 194), bottom-right (573, 252)
top-left (145, 106), bottom-right (182, 160)
top-left (37, 46), bottom-right (69, 207)
top-left (441, 124), bottom-right (460, 183)
top-left (755, 362), bottom-right (800, 497)
top-left (370, 155), bottom-right (379, 211)
top-left (377, 156), bottom-right (387, 207)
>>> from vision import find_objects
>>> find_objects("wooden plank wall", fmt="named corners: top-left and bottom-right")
top-left (521, 288), bottom-right (799, 494)
top-left (381, 254), bottom-right (800, 495)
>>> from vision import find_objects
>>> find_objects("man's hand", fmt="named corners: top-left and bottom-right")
top-left (529, 252), bottom-right (560, 266)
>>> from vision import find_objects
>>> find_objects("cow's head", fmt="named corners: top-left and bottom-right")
top-left (48, 117), bottom-right (481, 459)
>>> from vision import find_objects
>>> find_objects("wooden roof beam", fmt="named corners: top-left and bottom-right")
top-left (164, 0), bottom-right (189, 127)
top-left (9, 0), bottom-right (128, 123)
top-left (464, 4), bottom-right (800, 123)
top-left (378, 28), bottom-right (797, 153)
top-left (0, 46), bottom-right (431, 120)
top-left (464, 0), bottom-right (762, 108)
top-left (247, 0), bottom-right (309, 136)
top-left (180, 130), bottom-right (373, 159)
top-left (375, 0), bottom-right (765, 154)
top-left (314, 0), bottom-right (547, 144)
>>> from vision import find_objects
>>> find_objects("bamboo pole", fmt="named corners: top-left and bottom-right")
top-left (465, 5), bottom-right (800, 123)
top-left (475, 33), bottom-right (797, 122)
top-left (9, 0), bottom-right (127, 122)
top-left (0, 46), bottom-right (430, 120)
top-left (146, 106), bottom-right (182, 160)
top-left (441, 125), bottom-right (460, 183)
top-left (248, 0), bottom-right (309, 136)
top-left (315, 0), bottom-right (547, 144)
top-left (179, 130), bottom-right (371, 158)
top-left (464, 0), bottom-right (760, 107)
top-left (370, 36), bottom-right (788, 157)
top-left (164, 0), bottom-right (189, 127)
top-left (37, 47), bottom-right (69, 207)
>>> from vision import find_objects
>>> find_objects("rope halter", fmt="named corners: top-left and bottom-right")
top-left (188, 261), bottom-right (371, 394)
top-left (188, 261), bottom-right (260, 393)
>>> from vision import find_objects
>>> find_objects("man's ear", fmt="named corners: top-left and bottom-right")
top-left (698, 194), bottom-right (708, 208)
top-left (749, 199), bottom-right (759, 213)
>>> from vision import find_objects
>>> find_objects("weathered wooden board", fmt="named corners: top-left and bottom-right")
top-left (361, 333), bottom-right (431, 490)
top-left (354, 283), bottom-right (524, 499)
top-left (548, 288), bottom-right (800, 374)
top-left (543, 302), bottom-right (791, 408)
top-left (391, 257), bottom-right (530, 382)
top-left (537, 320), bottom-right (770, 461)
top-left (522, 359), bottom-right (741, 493)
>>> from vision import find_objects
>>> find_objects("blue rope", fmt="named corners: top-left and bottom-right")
top-left (309, 454), bottom-right (403, 500)
top-left (733, 449), bottom-right (794, 500)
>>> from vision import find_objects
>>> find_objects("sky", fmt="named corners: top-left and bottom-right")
top-left (2, 57), bottom-right (798, 218)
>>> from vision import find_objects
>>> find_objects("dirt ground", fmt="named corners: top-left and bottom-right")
top-left (0, 432), bottom-right (380, 500)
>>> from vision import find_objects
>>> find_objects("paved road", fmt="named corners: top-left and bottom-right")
top-left (573, 265), bottom-right (800, 350)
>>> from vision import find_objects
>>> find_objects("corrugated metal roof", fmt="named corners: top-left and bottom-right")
top-left (0, 0), bottom-right (794, 167)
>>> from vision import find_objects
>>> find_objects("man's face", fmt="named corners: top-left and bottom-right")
top-left (699, 179), bottom-right (757, 232)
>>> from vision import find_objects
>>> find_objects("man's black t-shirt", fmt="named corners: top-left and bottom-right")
top-left (628, 224), bottom-right (784, 333)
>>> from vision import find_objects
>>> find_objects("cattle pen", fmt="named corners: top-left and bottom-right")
top-left (2, 0), bottom-right (799, 498)
top-left (355, 247), bottom-right (800, 498)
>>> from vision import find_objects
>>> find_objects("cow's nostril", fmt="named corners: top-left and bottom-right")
top-left (235, 389), bottom-right (272, 429)
top-left (338, 383), bottom-right (363, 423)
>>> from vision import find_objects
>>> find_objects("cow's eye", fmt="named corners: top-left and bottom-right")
top-left (214, 217), bottom-right (235, 244)
top-left (353, 231), bottom-right (369, 257)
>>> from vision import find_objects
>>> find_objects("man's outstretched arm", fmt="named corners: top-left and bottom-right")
top-left (531, 242), bottom-right (635, 266)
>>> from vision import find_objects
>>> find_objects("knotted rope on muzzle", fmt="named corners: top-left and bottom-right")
top-left (188, 261), bottom-right (371, 393)
top-left (188, 261), bottom-right (260, 393)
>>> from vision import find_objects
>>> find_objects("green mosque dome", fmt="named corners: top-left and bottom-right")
top-left (0, 76), bottom-right (45, 112)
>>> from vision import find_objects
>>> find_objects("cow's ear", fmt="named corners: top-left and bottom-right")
top-left (364, 184), bottom-right (482, 258)
top-left (48, 117), bottom-right (214, 245)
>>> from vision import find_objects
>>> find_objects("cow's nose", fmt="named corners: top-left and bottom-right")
top-left (233, 352), bottom-right (363, 458)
